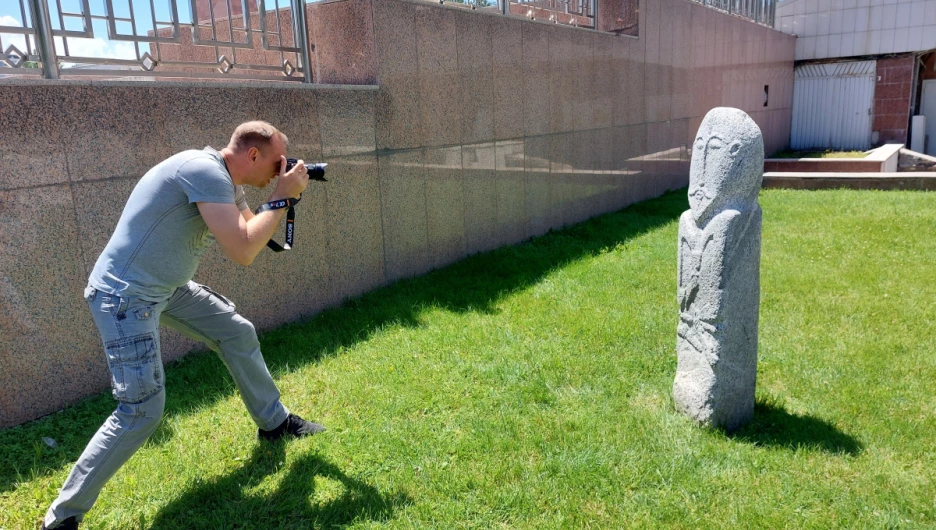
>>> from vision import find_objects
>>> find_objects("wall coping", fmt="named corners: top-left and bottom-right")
top-left (764, 143), bottom-right (904, 172)
top-left (387, 0), bottom-right (637, 38)
top-left (764, 171), bottom-right (936, 178)
top-left (0, 77), bottom-right (380, 91)
top-left (763, 171), bottom-right (936, 190)
top-left (386, 0), bottom-right (789, 37)
top-left (866, 143), bottom-right (903, 172)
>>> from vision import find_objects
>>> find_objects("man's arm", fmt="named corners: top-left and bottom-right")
top-left (240, 206), bottom-right (256, 222)
top-left (197, 202), bottom-right (285, 266)
top-left (198, 155), bottom-right (307, 266)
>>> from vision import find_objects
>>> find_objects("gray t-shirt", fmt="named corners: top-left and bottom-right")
top-left (89, 147), bottom-right (247, 301)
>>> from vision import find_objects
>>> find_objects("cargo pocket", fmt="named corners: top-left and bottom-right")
top-left (198, 284), bottom-right (236, 311)
top-left (104, 332), bottom-right (162, 404)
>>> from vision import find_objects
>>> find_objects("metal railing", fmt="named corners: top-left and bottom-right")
top-left (690, 0), bottom-right (777, 28)
top-left (440, 0), bottom-right (597, 29)
top-left (511, 0), bottom-right (596, 28)
top-left (0, 0), bottom-right (311, 81)
top-left (2, 0), bottom-right (707, 82)
top-left (438, 0), bottom-right (501, 11)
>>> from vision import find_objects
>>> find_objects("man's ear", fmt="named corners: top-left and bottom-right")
top-left (247, 146), bottom-right (260, 164)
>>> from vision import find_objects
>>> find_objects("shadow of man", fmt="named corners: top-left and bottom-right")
top-left (149, 441), bottom-right (410, 529)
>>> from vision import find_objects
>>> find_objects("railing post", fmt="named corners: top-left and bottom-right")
top-left (292, 0), bottom-right (313, 83)
top-left (27, 0), bottom-right (59, 79)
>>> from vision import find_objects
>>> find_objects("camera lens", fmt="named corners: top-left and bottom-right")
top-left (308, 164), bottom-right (326, 181)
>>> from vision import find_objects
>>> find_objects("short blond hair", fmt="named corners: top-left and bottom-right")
top-left (228, 121), bottom-right (289, 153)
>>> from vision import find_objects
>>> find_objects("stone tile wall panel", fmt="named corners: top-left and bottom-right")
top-left (494, 140), bottom-right (528, 247)
top-left (425, 146), bottom-right (468, 269)
top-left (373, 0), bottom-right (422, 150)
top-left (455, 12), bottom-right (495, 146)
top-left (324, 154), bottom-right (385, 304)
top-left (0, 186), bottom-right (101, 427)
top-left (378, 149), bottom-right (430, 283)
top-left (492, 17), bottom-right (526, 141)
top-left (462, 143), bottom-right (499, 256)
top-left (309, 0), bottom-right (378, 85)
top-left (0, 84), bottom-right (76, 190)
top-left (415, 4), bottom-right (462, 148)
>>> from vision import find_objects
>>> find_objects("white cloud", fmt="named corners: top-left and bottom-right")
top-left (54, 36), bottom-right (137, 60)
top-left (0, 15), bottom-right (22, 27)
top-left (2, 15), bottom-right (137, 62)
top-left (1, 15), bottom-right (29, 54)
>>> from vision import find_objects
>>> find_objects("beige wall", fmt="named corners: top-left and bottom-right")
top-left (776, 0), bottom-right (936, 61)
top-left (0, 0), bottom-right (795, 428)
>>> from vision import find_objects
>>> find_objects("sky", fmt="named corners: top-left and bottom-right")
top-left (1, 15), bottom-right (137, 61)
top-left (2, 5), bottom-right (140, 61)
top-left (2, 0), bottom-right (309, 63)
top-left (1, 0), bottom-right (210, 62)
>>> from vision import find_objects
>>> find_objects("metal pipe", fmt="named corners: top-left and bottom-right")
top-left (292, 0), bottom-right (312, 83)
top-left (27, 0), bottom-right (59, 78)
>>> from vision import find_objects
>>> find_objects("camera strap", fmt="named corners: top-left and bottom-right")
top-left (255, 196), bottom-right (301, 252)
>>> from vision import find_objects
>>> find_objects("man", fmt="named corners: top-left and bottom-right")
top-left (42, 121), bottom-right (324, 530)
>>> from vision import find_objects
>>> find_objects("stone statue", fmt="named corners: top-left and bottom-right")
top-left (673, 107), bottom-right (763, 432)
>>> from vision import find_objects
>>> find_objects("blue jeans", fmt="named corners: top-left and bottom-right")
top-left (44, 281), bottom-right (289, 526)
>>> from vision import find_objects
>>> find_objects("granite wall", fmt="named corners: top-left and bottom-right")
top-left (0, 0), bottom-right (795, 428)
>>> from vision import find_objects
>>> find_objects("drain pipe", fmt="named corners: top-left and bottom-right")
top-left (908, 53), bottom-right (923, 149)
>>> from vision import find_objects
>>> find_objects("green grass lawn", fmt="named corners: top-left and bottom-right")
top-left (2, 189), bottom-right (935, 529)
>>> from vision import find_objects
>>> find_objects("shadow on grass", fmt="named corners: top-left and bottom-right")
top-left (0, 190), bottom-right (688, 494)
top-left (728, 400), bottom-right (863, 456)
top-left (149, 442), bottom-right (410, 529)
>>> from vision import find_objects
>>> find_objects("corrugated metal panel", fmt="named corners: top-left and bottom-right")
top-left (795, 61), bottom-right (877, 78)
top-left (791, 60), bottom-right (876, 150)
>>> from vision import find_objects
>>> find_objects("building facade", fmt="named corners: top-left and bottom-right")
top-left (775, 0), bottom-right (936, 153)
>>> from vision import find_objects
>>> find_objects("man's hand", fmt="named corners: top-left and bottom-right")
top-left (271, 156), bottom-right (309, 200)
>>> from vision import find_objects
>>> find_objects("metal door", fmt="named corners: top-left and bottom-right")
top-left (791, 61), bottom-right (876, 151)
top-left (922, 80), bottom-right (936, 156)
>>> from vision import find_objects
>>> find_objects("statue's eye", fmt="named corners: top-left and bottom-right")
top-left (694, 138), bottom-right (704, 150)
top-left (708, 138), bottom-right (725, 150)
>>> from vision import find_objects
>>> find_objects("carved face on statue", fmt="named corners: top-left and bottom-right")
top-left (688, 108), bottom-right (765, 226)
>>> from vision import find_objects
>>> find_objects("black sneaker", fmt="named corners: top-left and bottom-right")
top-left (258, 413), bottom-right (325, 441)
top-left (41, 516), bottom-right (79, 530)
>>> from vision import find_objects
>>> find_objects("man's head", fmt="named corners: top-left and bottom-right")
top-left (223, 121), bottom-right (290, 188)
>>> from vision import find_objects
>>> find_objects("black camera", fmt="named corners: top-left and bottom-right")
top-left (284, 158), bottom-right (328, 181)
